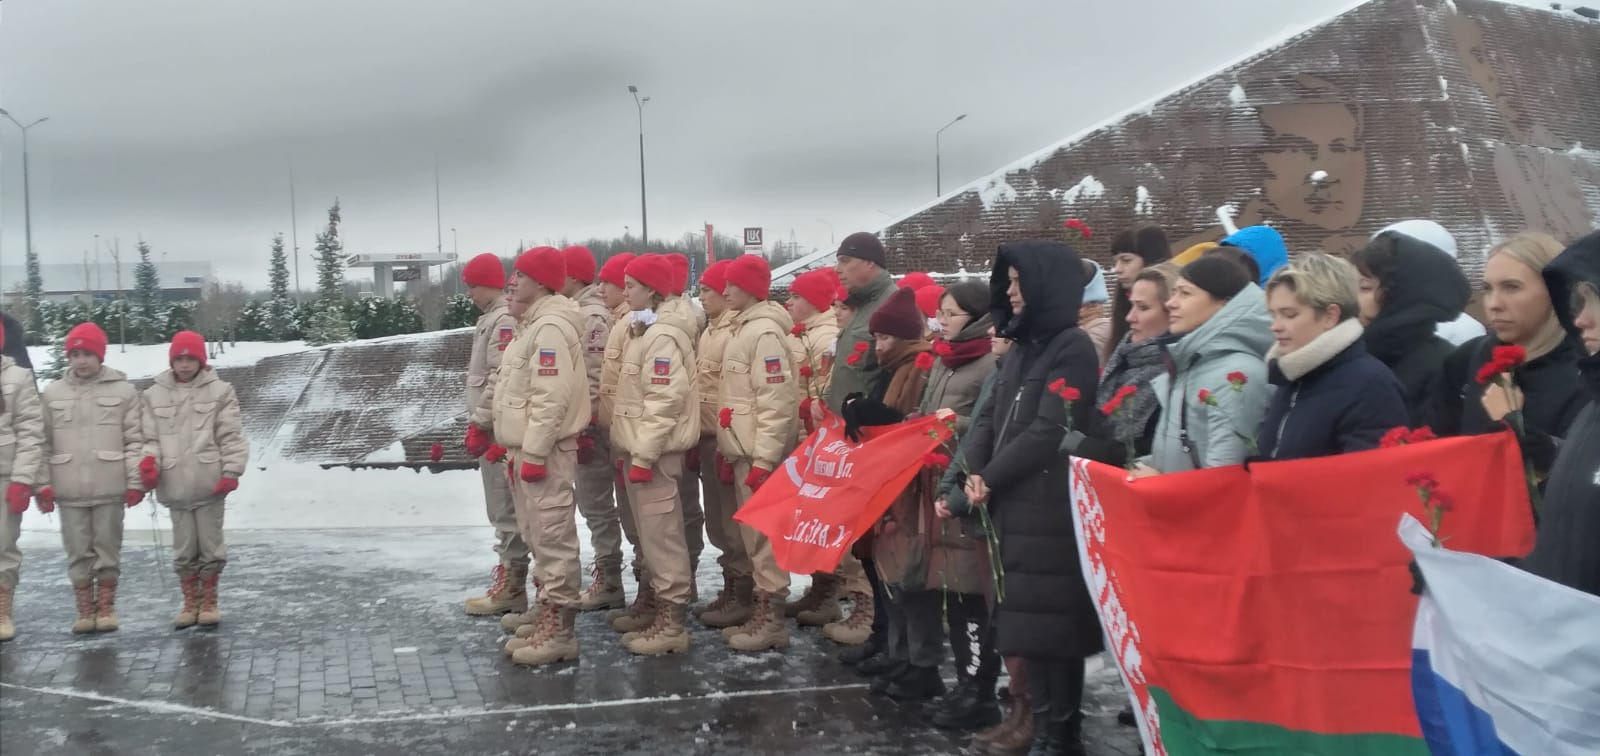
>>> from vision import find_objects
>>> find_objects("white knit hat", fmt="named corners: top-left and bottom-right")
top-left (1375, 220), bottom-right (1458, 259)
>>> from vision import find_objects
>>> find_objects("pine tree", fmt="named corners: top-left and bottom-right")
top-left (314, 200), bottom-right (345, 304)
top-left (267, 233), bottom-right (296, 340)
top-left (23, 247), bottom-right (45, 343)
top-left (132, 241), bottom-right (163, 344)
top-left (40, 335), bottom-right (66, 381)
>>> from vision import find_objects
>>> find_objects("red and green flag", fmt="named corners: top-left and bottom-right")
top-left (1069, 432), bottom-right (1534, 756)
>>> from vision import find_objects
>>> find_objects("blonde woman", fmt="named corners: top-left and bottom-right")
top-left (1426, 232), bottom-right (1588, 483)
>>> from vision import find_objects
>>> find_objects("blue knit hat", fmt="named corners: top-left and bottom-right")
top-left (1221, 226), bottom-right (1288, 285)
top-left (1081, 261), bottom-right (1109, 304)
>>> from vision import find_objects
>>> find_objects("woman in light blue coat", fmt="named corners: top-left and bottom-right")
top-left (1134, 255), bottom-right (1274, 476)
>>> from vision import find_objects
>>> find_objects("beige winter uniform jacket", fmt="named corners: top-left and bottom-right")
top-left (40, 366), bottom-right (144, 507)
top-left (467, 297), bottom-right (517, 429)
top-left (0, 357), bottom-right (46, 489)
top-left (596, 303), bottom-right (630, 432)
top-left (696, 310), bottom-right (737, 440)
top-left (141, 369), bottom-right (248, 508)
top-left (574, 284), bottom-right (612, 423)
top-left (717, 301), bottom-right (800, 470)
top-left (611, 296), bottom-right (700, 468)
top-left (787, 311), bottom-right (839, 403)
top-left (493, 294), bottom-right (591, 463)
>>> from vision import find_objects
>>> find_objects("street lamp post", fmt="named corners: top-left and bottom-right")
top-left (0, 109), bottom-right (50, 294)
top-left (816, 219), bottom-right (835, 248)
top-left (627, 85), bottom-right (650, 246)
top-left (935, 113), bottom-right (967, 197)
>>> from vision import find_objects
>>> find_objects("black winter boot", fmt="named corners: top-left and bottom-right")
top-left (884, 664), bottom-right (946, 702)
top-left (930, 677), bottom-right (1000, 730)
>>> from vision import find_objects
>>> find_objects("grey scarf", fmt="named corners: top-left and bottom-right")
top-left (1097, 335), bottom-right (1166, 444)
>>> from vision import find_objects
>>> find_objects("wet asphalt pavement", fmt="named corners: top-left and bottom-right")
top-left (0, 529), bottom-right (1143, 755)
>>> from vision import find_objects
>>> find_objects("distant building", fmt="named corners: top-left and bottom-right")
top-left (0, 261), bottom-right (215, 304)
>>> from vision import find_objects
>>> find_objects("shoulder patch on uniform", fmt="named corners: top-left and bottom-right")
top-left (765, 356), bottom-right (783, 374)
top-left (539, 349), bottom-right (557, 367)
top-left (499, 326), bottom-right (514, 343)
top-left (654, 357), bottom-right (671, 376)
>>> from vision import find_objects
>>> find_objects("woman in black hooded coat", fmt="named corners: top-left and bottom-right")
top-left (1351, 230), bottom-right (1471, 426)
top-left (962, 239), bottom-right (1101, 756)
top-left (1525, 229), bottom-right (1600, 597)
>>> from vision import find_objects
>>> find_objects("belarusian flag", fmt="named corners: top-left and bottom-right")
top-left (1069, 432), bottom-right (1534, 756)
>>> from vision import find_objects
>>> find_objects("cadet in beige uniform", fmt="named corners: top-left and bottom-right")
top-left (596, 253), bottom-right (645, 621)
top-left (140, 331), bottom-right (248, 628)
top-left (668, 255), bottom-right (707, 586)
top-left (458, 253), bottom-right (530, 617)
top-left (691, 260), bottom-right (753, 628)
top-left (38, 323), bottom-right (145, 634)
top-left (609, 254), bottom-right (700, 655)
top-left (716, 255), bottom-right (801, 652)
top-left (494, 247), bottom-right (591, 667)
top-left (0, 319), bottom-right (46, 642)
top-left (559, 245), bottom-right (626, 611)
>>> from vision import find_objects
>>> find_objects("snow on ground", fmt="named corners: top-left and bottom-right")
top-left (25, 341), bottom-right (311, 380)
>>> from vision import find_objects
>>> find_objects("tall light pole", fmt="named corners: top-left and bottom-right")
top-left (433, 158), bottom-right (443, 257)
top-left (0, 109), bottom-right (49, 295)
top-left (935, 113), bottom-right (967, 197)
top-left (627, 85), bottom-right (650, 246)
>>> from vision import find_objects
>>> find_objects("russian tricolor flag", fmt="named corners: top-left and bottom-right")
top-left (1401, 516), bottom-right (1600, 756)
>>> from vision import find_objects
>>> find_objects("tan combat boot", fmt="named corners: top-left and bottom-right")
top-left (173, 575), bottom-right (201, 629)
top-left (512, 605), bottom-right (579, 666)
top-left (0, 585), bottom-right (16, 642)
top-left (93, 578), bottom-right (119, 633)
top-left (197, 574), bottom-right (222, 626)
top-left (727, 592), bottom-right (790, 652)
top-left (466, 563), bottom-right (528, 616)
top-left (822, 591), bottom-right (875, 646)
top-left (622, 602), bottom-right (689, 656)
top-left (701, 575), bottom-right (754, 629)
top-left (787, 573), bottom-right (842, 627)
top-left (503, 601), bottom-right (553, 657)
top-left (71, 582), bottom-right (96, 634)
top-left (578, 562), bottom-right (625, 612)
top-left (981, 657), bottom-right (1032, 754)
top-left (609, 580), bottom-right (658, 633)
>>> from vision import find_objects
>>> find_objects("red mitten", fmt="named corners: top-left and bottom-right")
top-left (6, 483), bottom-right (29, 515)
top-left (685, 446), bottom-right (701, 471)
top-left (125, 489), bottom-right (145, 508)
top-left (213, 477), bottom-right (239, 497)
top-left (744, 466), bottom-right (771, 492)
top-left (627, 465), bottom-right (654, 483)
top-left (464, 425), bottom-right (490, 458)
top-left (35, 487), bottom-right (55, 514)
top-left (484, 445), bottom-right (507, 464)
top-left (139, 456), bottom-right (160, 491)
top-left (577, 435), bottom-right (596, 466)
top-left (519, 462), bottom-right (547, 482)
top-left (429, 443), bottom-right (444, 463)
top-left (715, 453), bottom-right (735, 485)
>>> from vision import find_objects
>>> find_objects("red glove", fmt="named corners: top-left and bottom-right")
top-left (464, 425), bottom-right (491, 458)
top-left (519, 462), bottom-right (547, 482)
top-left (744, 466), bottom-right (771, 492)
top-left (6, 483), bottom-right (29, 515)
top-left (429, 443), bottom-right (444, 463)
top-left (35, 487), bottom-right (55, 514)
top-left (213, 477), bottom-right (239, 497)
top-left (715, 453), bottom-right (735, 485)
top-left (685, 446), bottom-right (701, 471)
top-left (627, 465), bottom-right (654, 483)
top-left (125, 489), bottom-right (145, 508)
top-left (484, 445), bottom-right (507, 464)
top-left (139, 456), bottom-right (160, 491)
top-left (577, 435), bottom-right (596, 466)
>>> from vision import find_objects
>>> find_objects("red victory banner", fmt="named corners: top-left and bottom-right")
top-left (734, 411), bottom-right (954, 574)
top-left (1069, 432), bottom-right (1535, 756)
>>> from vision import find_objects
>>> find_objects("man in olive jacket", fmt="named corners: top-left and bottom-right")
top-left (825, 232), bottom-right (897, 412)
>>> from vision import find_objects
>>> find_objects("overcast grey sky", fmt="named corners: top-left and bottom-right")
top-left (0, 0), bottom-right (1362, 289)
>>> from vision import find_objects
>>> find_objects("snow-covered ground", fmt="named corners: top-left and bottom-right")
top-left (25, 341), bottom-right (311, 381)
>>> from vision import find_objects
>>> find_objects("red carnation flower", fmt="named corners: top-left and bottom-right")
top-left (1197, 388), bottom-right (1214, 405)
top-left (1048, 378), bottom-right (1066, 394)
top-left (915, 353), bottom-right (935, 371)
top-left (1101, 385), bottom-right (1138, 416)
top-left (1432, 491), bottom-right (1455, 512)
top-left (1491, 345), bottom-right (1526, 368)
top-left (799, 365), bottom-right (814, 378)
top-left (1379, 427), bottom-right (1410, 449)
top-left (1063, 218), bottom-right (1093, 239)
top-left (1226, 371), bottom-right (1248, 388)
top-left (718, 407), bottom-right (733, 429)
top-left (933, 341), bottom-right (953, 357)
top-left (429, 443), bottom-right (444, 462)
top-left (921, 452), bottom-right (951, 469)
top-left (846, 353), bottom-right (862, 366)
top-left (853, 341), bottom-right (870, 354)
top-left (790, 323), bottom-right (806, 336)
top-left (1056, 383), bottom-right (1081, 401)
top-left (1407, 427), bottom-right (1437, 443)
top-left (1405, 471), bottom-right (1440, 491)
top-left (1475, 362), bottom-right (1502, 385)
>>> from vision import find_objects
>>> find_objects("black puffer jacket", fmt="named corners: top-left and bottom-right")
top-left (1426, 334), bottom-right (1587, 481)
top-left (1361, 232), bottom-right (1471, 426)
top-left (964, 239), bottom-right (1103, 661)
top-left (1258, 320), bottom-right (1409, 460)
top-left (1523, 230), bottom-right (1600, 597)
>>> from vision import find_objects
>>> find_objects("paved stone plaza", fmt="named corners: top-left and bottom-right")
top-left (0, 529), bottom-right (1142, 755)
